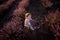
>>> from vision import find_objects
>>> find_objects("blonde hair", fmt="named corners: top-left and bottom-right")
top-left (25, 13), bottom-right (31, 19)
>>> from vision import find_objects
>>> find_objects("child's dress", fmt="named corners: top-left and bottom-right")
top-left (24, 19), bottom-right (35, 30)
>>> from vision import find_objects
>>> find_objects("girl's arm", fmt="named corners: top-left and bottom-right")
top-left (28, 21), bottom-right (34, 30)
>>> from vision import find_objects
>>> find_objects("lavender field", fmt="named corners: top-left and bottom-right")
top-left (0, 0), bottom-right (60, 40)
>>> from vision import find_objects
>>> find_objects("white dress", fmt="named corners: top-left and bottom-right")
top-left (24, 19), bottom-right (34, 30)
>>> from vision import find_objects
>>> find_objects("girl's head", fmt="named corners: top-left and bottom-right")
top-left (25, 13), bottom-right (31, 19)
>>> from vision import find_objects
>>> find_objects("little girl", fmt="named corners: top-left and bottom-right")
top-left (24, 13), bottom-right (35, 30)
